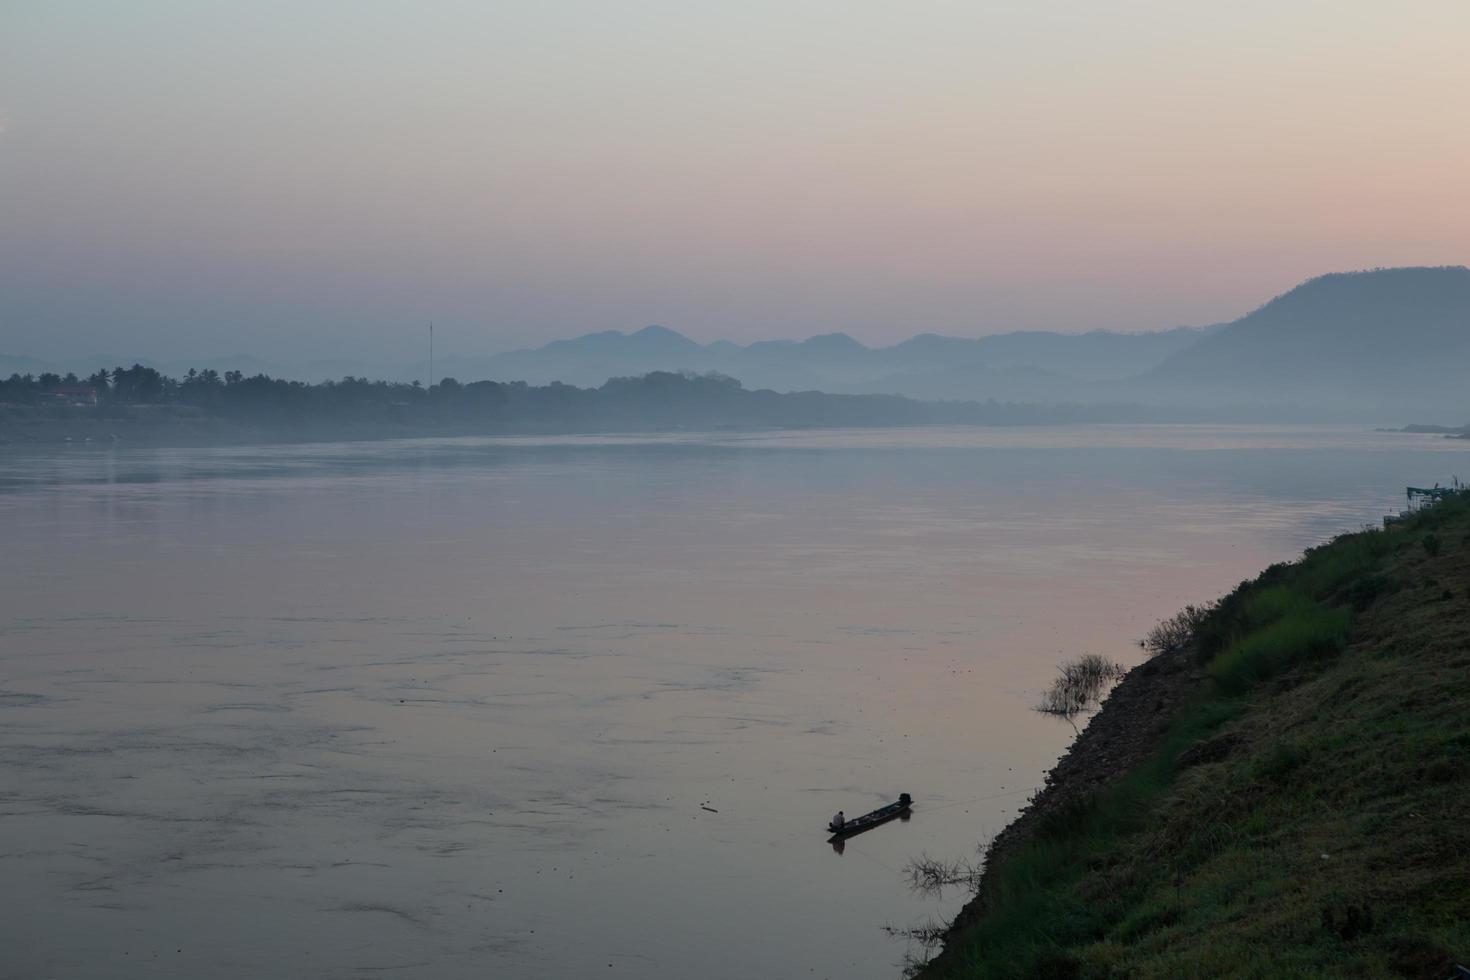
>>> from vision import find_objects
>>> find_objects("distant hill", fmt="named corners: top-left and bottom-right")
top-left (463, 324), bottom-right (710, 388)
top-left (469, 324), bottom-right (1209, 396)
top-left (856, 327), bottom-right (1212, 401)
top-left (1143, 266), bottom-right (1470, 416)
top-left (968, 327), bottom-right (1215, 380)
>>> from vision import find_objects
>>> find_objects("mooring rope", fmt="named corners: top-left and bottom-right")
top-left (915, 786), bottom-right (1033, 813)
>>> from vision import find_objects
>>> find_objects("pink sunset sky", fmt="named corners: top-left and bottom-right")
top-left (2, 1), bottom-right (1468, 361)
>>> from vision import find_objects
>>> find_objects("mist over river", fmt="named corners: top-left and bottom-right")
top-left (1, 425), bottom-right (1463, 979)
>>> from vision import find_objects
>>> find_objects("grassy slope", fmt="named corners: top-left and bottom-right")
top-left (922, 494), bottom-right (1470, 979)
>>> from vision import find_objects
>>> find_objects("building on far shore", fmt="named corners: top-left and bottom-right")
top-left (47, 385), bottom-right (99, 406)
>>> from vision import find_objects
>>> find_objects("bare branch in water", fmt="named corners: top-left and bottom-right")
top-left (893, 845), bottom-right (989, 973)
top-left (904, 850), bottom-right (984, 897)
top-left (883, 917), bottom-right (951, 977)
top-left (882, 921), bottom-right (949, 944)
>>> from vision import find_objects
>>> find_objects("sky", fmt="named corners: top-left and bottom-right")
top-left (3, 0), bottom-right (1469, 363)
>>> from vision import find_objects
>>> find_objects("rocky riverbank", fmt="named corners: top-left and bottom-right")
top-left (919, 492), bottom-right (1470, 978)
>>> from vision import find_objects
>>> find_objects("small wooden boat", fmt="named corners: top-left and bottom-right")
top-left (826, 793), bottom-right (913, 842)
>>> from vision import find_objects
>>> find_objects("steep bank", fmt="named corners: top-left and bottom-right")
top-left (920, 494), bottom-right (1470, 978)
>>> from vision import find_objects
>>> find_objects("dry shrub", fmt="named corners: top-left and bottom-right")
top-left (1037, 654), bottom-right (1126, 723)
top-left (1143, 603), bottom-right (1213, 658)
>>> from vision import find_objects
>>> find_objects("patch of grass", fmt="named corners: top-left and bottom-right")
top-left (1341, 572), bottom-right (1398, 611)
top-left (1295, 525), bottom-right (1392, 600)
top-left (1208, 602), bottom-right (1350, 695)
top-left (1250, 738), bottom-right (1311, 783)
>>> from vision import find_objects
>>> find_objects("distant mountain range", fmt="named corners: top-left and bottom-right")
top-left (464, 266), bottom-right (1470, 419)
top-left (6, 266), bottom-right (1467, 422)
top-left (0, 325), bottom-right (1215, 400)
top-left (458, 323), bottom-right (1215, 397)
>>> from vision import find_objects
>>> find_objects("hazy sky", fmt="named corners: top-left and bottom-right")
top-left (3, 1), bottom-right (1468, 362)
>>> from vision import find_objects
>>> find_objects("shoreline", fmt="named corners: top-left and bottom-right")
top-left (2, 413), bottom-right (1453, 456)
top-left (0, 415), bottom-right (1260, 454)
top-left (0, 413), bottom-right (546, 451)
top-left (918, 491), bottom-right (1470, 976)
top-left (931, 634), bottom-right (1208, 952)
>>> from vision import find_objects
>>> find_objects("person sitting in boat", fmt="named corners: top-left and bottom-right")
top-left (830, 810), bottom-right (845, 832)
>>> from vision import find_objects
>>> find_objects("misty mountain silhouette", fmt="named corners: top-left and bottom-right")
top-left (12, 267), bottom-right (1464, 422)
top-left (1143, 266), bottom-right (1470, 415)
top-left (538, 324), bottom-right (705, 356)
top-left (865, 328), bottom-right (1212, 396)
top-left (473, 323), bottom-right (1208, 393)
top-left (463, 266), bottom-right (1470, 419)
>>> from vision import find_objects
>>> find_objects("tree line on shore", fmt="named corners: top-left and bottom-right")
top-left (0, 364), bottom-right (1187, 433)
top-left (2, 364), bottom-right (505, 419)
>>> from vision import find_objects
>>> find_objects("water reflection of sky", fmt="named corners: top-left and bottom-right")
top-left (0, 425), bottom-right (1463, 979)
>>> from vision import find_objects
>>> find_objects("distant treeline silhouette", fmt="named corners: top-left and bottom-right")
top-left (0, 365), bottom-right (1187, 434)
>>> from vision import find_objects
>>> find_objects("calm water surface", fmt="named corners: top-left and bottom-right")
top-left (1, 425), bottom-right (1463, 979)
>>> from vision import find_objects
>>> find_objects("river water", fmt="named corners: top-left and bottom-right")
top-left (1, 425), bottom-right (1463, 979)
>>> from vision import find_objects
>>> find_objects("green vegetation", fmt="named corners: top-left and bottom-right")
top-left (1141, 603), bottom-right (1213, 658)
top-left (1207, 591), bottom-right (1349, 695)
top-left (922, 492), bottom-right (1470, 979)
